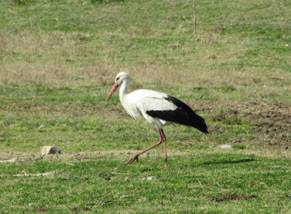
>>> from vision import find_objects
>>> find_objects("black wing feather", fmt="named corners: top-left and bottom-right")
top-left (146, 96), bottom-right (208, 134)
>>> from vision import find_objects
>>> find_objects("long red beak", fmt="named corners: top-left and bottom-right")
top-left (107, 83), bottom-right (119, 100)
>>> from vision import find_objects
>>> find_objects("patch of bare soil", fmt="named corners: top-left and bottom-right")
top-left (0, 150), bottom-right (191, 164)
top-left (243, 102), bottom-right (291, 146)
top-left (48, 150), bottom-right (190, 162)
top-left (191, 101), bottom-right (291, 147)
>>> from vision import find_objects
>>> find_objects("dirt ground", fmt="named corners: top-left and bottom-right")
top-left (192, 101), bottom-right (291, 147)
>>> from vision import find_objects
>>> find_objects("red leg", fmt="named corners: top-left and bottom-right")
top-left (160, 129), bottom-right (166, 141)
top-left (160, 129), bottom-right (168, 169)
top-left (127, 128), bottom-right (165, 164)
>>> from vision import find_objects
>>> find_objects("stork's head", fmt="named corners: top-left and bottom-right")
top-left (107, 72), bottom-right (130, 100)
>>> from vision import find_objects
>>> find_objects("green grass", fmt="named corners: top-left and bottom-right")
top-left (0, 0), bottom-right (290, 213)
top-left (1, 155), bottom-right (291, 213)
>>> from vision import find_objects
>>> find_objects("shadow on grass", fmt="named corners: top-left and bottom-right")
top-left (90, 0), bottom-right (125, 3)
top-left (210, 192), bottom-right (257, 202)
top-left (202, 157), bottom-right (255, 166)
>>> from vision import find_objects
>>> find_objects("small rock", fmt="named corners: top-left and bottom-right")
top-left (219, 144), bottom-right (232, 149)
top-left (38, 124), bottom-right (46, 129)
top-left (147, 176), bottom-right (155, 181)
top-left (41, 146), bottom-right (62, 156)
top-left (142, 176), bottom-right (156, 181)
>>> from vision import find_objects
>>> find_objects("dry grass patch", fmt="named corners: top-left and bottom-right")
top-left (0, 62), bottom-right (117, 86)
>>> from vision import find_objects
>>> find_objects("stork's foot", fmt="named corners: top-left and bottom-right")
top-left (127, 154), bottom-right (139, 164)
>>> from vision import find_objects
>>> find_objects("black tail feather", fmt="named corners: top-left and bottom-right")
top-left (146, 96), bottom-right (208, 134)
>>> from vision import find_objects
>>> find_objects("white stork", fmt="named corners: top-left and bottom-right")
top-left (107, 72), bottom-right (208, 167)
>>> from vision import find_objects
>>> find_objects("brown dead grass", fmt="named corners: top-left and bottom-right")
top-left (0, 31), bottom-right (116, 86)
top-left (1, 60), bottom-right (290, 109)
top-left (1, 31), bottom-right (290, 106)
top-left (0, 62), bottom-right (116, 86)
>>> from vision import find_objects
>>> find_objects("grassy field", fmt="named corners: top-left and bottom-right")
top-left (0, 0), bottom-right (291, 213)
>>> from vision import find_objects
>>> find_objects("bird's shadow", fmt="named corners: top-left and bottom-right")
top-left (201, 157), bottom-right (256, 166)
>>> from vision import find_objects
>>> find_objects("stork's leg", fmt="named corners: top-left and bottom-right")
top-left (160, 129), bottom-right (168, 169)
top-left (127, 128), bottom-right (165, 164)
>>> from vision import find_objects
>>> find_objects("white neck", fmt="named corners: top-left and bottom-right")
top-left (119, 79), bottom-right (129, 102)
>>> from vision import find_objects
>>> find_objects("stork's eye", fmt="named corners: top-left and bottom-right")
top-left (116, 77), bottom-right (120, 81)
